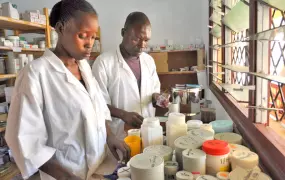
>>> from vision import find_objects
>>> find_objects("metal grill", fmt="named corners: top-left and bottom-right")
top-left (231, 30), bottom-right (250, 85)
top-left (269, 9), bottom-right (285, 121)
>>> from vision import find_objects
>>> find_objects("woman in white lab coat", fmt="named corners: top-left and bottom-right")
top-left (5, 0), bottom-right (129, 179)
top-left (92, 12), bottom-right (168, 140)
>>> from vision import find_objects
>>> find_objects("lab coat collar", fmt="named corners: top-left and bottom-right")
top-left (43, 49), bottom-right (90, 96)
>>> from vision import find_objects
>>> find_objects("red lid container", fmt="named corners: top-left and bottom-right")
top-left (202, 140), bottom-right (230, 156)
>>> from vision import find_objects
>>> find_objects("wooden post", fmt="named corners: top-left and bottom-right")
top-left (44, 8), bottom-right (51, 48)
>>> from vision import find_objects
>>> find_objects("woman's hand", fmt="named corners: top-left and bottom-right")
top-left (107, 134), bottom-right (131, 163)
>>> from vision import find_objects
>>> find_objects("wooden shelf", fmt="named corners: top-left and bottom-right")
top-left (0, 16), bottom-right (46, 33)
top-left (0, 126), bottom-right (5, 133)
top-left (249, 72), bottom-right (285, 84)
top-left (149, 49), bottom-right (201, 53)
top-left (0, 46), bottom-right (45, 52)
top-left (0, 74), bottom-right (17, 79)
top-left (158, 71), bottom-right (197, 75)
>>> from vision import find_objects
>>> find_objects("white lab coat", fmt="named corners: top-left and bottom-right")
top-left (92, 46), bottom-right (161, 140)
top-left (5, 49), bottom-right (112, 180)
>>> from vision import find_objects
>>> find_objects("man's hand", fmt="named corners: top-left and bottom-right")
top-left (152, 93), bottom-right (170, 108)
top-left (122, 111), bottom-right (144, 128)
top-left (107, 134), bottom-right (131, 163)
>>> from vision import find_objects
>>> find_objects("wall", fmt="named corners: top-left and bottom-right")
top-left (8, 0), bottom-right (231, 119)
top-left (10, 0), bottom-right (204, 52)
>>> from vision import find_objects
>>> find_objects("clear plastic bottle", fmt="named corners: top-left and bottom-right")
top-left (141, 117), bottom-right (163, 149)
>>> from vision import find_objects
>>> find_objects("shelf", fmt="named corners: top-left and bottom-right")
top-left (249, 72), bottom-right (285, 84)
top-left (218, 64), bottom-right (249, 73)
top-left (0, 126), bottom-right (5, 133)
top-left (209, 60), bottom-right (223, 64)
top-left (0, 74), bottom-right (17, 79)
top-left (260, 0), bottom-right (285, 11)
top-left (149, 49), bottom-right (201, 53)
top-left (222, 1), bottom-right (249, 32)
top-left (0, 16), bottom-right (46, 33)
top-left (210, 41), bottom-right (249, 49)
top-left (0, 46), bottom-right (45, 52)
top-left (158, 71), bottom-right (197, 75)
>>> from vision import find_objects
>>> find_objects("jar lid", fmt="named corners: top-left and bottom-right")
top-left (143, 145), bottom-right (172, 158)
top-left (196, 175), bottom-right (218, 180)
top-left (214, 133), bottom-right (242, 144)
top-left (130, 154), bottom-right (163, 169)
top-left (202, 140), bottom-right (230, 155)
top-left (117, 167), bottom-right (131, 178)
top-left (210, 120), bottom-right (233, 133)
top-left (168, 113), bottom-right (186, 124)
top-left (229, 144), bottom-right (250, 155)
top-left (143, 117), bottom-right (160, 126)
top-left (231, 150), bottom-right (259, 168)
top-left (182, 148), bottom-right (206, 159)
top-left (229, 167), bottom-right (272, 180)
top-left (175, 136), bottom-right (203, 150)
top-left (188, 129), bottom-right (214, 140)
top-left (216, 172), bottom-right (229, 180)
top-left (176, 171), bottom-right (194, 180)
top-left (187, 120), bottom-right (203, 128)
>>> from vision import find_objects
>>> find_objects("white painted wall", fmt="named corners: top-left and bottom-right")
top-left (10, 0), bottom-right (204, 52)
top-left (7, 0), bottom-right (230, 119)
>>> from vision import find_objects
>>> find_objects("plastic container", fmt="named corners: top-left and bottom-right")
top-left (27, 54), bottom-right (34, 63)
top-left (130, 154), bottom-right (164, 180)
top-left (214, 133), bottom-right (242, 145)
top-left (7, 36), bottom-right (19, 47)
top-left (187, 120), bottom-right (203, 131)
top-left (143, 145), bottom-right (173, 161)
top-left (128, 129), bottom-right (141, 137)
top-left (164, 161), bottom-right (179, 180)
top-left (39, 41), bottom-right (46, 49)
top-left (124, 135), bottom-right (141, 157)
top-left (174, 135), bottom-right (204, 169)
top-left (117, 167), bottom-right (131, 178)
top-left (18, 54), bottom-right (28, 69)
top-left (229, 166), bottom-right (271, 180)
top-left (4, 87), bottom-right (14, 103)
top-left (196, 175), bottom-right (218, 180)
top-left (176, 171), bottom-right (194, 180)
top-left (228, 144), bottom-right (250, 157)
top-left (200, 124), bottom-right (215, 134)
top-left (230, 150), bottom-right (259, 170)
top-left (187, 129), bottom-right (214, 141)
top-left (141, 117), bottom-right (163, 149)
top-left (166, 113), bottom-right (187, 149)
top-left (216, 172), bottom-right (229, 180)
top-left (0, 58), bottom-right (6, 74)
top-left (202, 140), bottom-right (230, 176)
top-left (182, 149), bottom-right (206, 175)
top-left (209, 120), bottom-right (233, 133)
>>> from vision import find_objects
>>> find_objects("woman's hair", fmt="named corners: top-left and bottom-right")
top-left (49, 0), bottom-right (98, 28)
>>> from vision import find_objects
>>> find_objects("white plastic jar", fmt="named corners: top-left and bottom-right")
top-left (176, 171), bottom-right (194, 180)
top-left (164, 161), bottom-right (179, 180)
top-left (7, 36), bottom-right (19, 47)
top-left (216, 172), bottom-right (229, 180)
top-left (202, 140), bottom-right (230, 176)
top-left (141, 117), bottom-right (163, 149)
top-left (196, 175), bottom-right (218, 180)
top-left (187, 129), bottom-right (214, 141)
top-left (143, 145), bottom-right (173, 161)
top-left (166, 113), bottom-right (187, 149)
top-left (187, 120), bottom-right (203, 131)
top-left (230, 150), bottom-right (259, 170)
top-left (182, 148), bottom-right (206, 175)
top-left (214, 133), bottom-right (242, 145)
top-left (200, 124), bottom-right (215, 134)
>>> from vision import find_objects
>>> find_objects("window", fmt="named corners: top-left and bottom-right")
top-left (208, 0), bottom-right (285, 178)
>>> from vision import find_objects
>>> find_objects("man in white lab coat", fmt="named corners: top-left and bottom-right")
top-left (92, 12), bottom-right (164, 140)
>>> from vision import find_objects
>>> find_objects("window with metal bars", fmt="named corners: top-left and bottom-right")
top-left (268, 9), bottom-right (285, 127)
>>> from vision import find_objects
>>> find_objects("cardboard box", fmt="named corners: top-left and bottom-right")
top-left (1, 2), bottom-right (19, 19)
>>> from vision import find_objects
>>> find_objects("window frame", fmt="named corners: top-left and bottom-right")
top-left (208, 0), bottom-right (285, 179)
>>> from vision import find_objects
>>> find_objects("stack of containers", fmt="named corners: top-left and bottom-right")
top-left (187, 120), bottom-right (203, 131)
